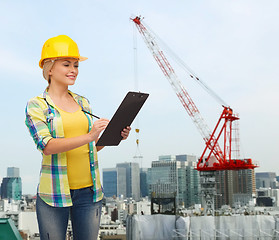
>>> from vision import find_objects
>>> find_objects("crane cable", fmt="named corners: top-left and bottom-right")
top-left (143, 20), bottom-right (229, 107)
top-left (132, 22), bottom-right (143, 163)
top-left (133, 21), bottom-right (139, 92)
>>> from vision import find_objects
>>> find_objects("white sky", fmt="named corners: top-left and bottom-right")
top-left (0, 1), bottom-right (278, 194)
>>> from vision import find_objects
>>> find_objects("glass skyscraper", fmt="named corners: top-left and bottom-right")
top-left (116, 162), bottom-right (140, 201)
top-left (103, 163), bottom-right (141, 200)
top-left (149, 155), bottom-right (201, 208)
top-left (140, 168), bottom-right (149, 198)
top-left (1, 167), bottom-right (22, 201)
top-left (103, 167), bottom-right (127, 198)
top-left (103, 168), bottom-right (118, 197)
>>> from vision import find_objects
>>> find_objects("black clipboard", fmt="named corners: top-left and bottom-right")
top-left (96, 91), bottom-right (149, 146)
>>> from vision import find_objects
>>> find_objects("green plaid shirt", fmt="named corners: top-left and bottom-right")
top-left (25, 89), bottom-right (103, 207)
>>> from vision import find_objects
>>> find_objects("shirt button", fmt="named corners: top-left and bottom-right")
top-left (90, 150), bottom-right (93, 154)
top-left (91, 164), bottom-right (94, 167)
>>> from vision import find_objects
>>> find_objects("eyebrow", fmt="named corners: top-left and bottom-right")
top-left (63, 60), bottom-right (79, 64)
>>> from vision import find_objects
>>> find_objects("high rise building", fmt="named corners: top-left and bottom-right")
top-left (103, 167), bottom-right (127, 198)
top-left (256, 172), bottom-right (277, 189)
top-left (215, 169), bottom-right (256, 208)
top-left (116, 162), bottom-right (140, 201)
top-left (1, 167), bottom-right (22, 201)
top-left (149, 155), bottom-right (201, 208)
top-left (116, 167), bottom-right (127, 198)
top-left (103, 168), bottom-right (117, 197)
top-left (140, 168), bottom-right (149, 198)
top-left (103, 163), bottom-right (140, 200)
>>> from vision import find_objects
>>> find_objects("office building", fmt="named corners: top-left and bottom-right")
top-left (256, 172), bottom-right (277, 189)
top-left (149, 154), bottom-right (201, 208)
top-left (103, 168), bottom-right (117, 197)
top-left (116, 162), bottom-right (140, 201)
top-left (103, 167), bottom-right (127, 198)
top-left (140, 168), bottom-right (149, 198)
top-left (1, 168), bottom-right (22, 201)
top-left (103, 163), bottom-right (140, 200)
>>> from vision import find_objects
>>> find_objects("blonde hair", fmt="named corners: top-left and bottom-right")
top-left (42, 59), bottom-right (55, 83)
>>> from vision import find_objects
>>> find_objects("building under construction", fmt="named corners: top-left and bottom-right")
top-left (200, 169), bottom-right (256, 213)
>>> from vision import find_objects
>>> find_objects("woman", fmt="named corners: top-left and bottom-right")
top-left (25, 35), bottom-right (131, 240)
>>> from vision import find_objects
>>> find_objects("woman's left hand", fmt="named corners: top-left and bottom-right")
top-left (121, 126), bottom-right (131, 140)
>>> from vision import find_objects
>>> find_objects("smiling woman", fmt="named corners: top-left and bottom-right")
top-left (24, 35), bottom-right (131, 240)
top-left (43, 58), bottom-right (79, 85)
top-left (49, 58), bottom-right (79, 87)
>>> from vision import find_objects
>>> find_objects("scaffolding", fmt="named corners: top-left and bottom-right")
top-left (126, 214), bottom-right (279, 240)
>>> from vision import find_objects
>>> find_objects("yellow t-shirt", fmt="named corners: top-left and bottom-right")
top-left (57, 106), bottom-right (93, 190)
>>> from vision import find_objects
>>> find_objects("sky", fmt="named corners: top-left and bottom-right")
top-left (0, 1), bottom-right (278, 194)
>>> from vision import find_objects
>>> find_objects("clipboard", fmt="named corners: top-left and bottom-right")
top-left (96, 91), bottom-right (149, 146)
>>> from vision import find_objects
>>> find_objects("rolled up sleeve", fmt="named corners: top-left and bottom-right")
top-left (25, 99), bottom-right (52, 153)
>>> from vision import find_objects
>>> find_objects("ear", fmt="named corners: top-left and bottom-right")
top-left (49, 69), bottom-right (52, 76)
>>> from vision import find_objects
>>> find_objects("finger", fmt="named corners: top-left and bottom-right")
top-left (121, 131), bottom-right (129, 139)
top-left (122, 129), bottom-right (129, 135)
top-left (123, 127), bottom-right (131, 132)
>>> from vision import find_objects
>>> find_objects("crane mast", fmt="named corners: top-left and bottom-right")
top-left (132, 16), bottom-right (257, 171)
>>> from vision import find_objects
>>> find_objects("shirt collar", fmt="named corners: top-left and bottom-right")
top-left (39, 88), bottom-right (83, 109)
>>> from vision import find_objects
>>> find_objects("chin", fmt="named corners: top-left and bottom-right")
top-left (67, 80), bottom-right (76, 85)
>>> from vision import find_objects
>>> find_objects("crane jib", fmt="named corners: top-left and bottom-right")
top-left (131, 16), bottom-right (257, 171)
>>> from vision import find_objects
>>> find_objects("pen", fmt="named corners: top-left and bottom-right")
top-left (82, 109), bottom-right (100, 119)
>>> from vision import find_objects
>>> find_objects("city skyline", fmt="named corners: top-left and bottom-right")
top-left (1, 1), bottom-right (278, 194)
top-left (2, 159), bottom-right (279, 196)
top-left (2, 152), bottom-right (278, 195)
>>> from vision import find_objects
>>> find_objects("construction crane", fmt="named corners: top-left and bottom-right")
top-left (131, 16), bottom-right (257, 172)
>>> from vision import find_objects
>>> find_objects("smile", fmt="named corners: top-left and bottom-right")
top-left (67, 75), bottom-right (76, 79)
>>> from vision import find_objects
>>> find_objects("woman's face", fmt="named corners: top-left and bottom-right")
top-left (49, 58), bottom-right (79, 86)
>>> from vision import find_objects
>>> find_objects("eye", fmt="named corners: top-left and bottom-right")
top-left (64, 64), bottom-right (70, 67)
top-left (74, 65), bottom-right (79, 68)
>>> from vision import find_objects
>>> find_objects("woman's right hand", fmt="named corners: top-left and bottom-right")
top-left (88, 118), bottom-right (109, 142)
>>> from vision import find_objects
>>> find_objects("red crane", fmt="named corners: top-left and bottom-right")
top-left (132, 16), bottom-right (257, 171)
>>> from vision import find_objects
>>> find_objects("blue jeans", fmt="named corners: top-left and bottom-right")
top-left (36, 186), bottom-right (102, 240)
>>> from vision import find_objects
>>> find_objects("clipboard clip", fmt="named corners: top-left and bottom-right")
top-left (133, 92), bottom-right (146, 98)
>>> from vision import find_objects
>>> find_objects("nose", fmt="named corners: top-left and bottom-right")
top-left (70, 64), bottom-right (78, 74)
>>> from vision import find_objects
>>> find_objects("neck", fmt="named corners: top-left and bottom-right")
top-left (48, 82), bottom-right (69, 100)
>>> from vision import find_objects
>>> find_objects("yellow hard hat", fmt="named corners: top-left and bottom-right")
top-left (39, 35), bottom-right (88, 68)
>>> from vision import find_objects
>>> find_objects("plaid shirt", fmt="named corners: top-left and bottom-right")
top-left (25, 89), bottom-right (103, 207)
